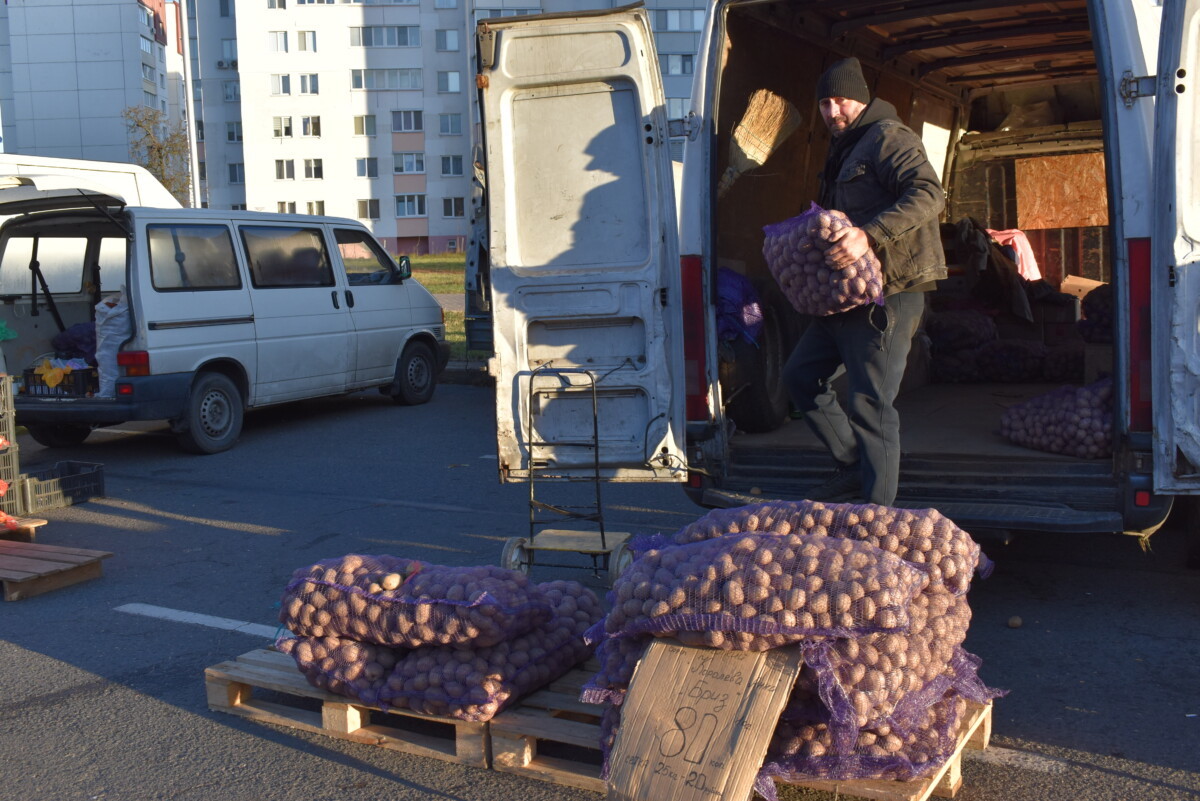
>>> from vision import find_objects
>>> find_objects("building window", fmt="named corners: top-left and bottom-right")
top-left (442, 197), bottom-right (465, 218)
top-left (354, 115), bottom-right (376, 136)
top-left (441, 155), bottom-right (464, 176)
top-left (307, 201), bottom-right (326, 215)
top-left (436, 29), bottom-right (459, 51)
top-left (435, 0), bottom-right (457, 8)
top-left (393, 152), bottom-right (425, 174)
top-left (351, 26), bottom-right (420, 47)
top-left (351, 69), bottom-right (421, 90)
top-left (269, 31), bottom-right (288, 52)
top-left (268, 0), bottom-right (286, 8)
top-left (196, 121), bottom-right (205, 142)
top-left (356, 158), bottom-right (378, 178)
top-left (437, 71), bottom-right (461, 93)
top-left (439, 113), bottom-right (462, 135)
top-left (142, 63), bottom-right (156, 82)
top-left (222, 39), bottom-right (238, 60)
top-left (654, 9), bottom-right (706, 31)
top-left (298, 31), bottom-right (317, 51)
top-left (229, 163), bottom-right (245, 183)
top-left (271, 74), bottom-right (291, 95)
top-left (300, 73), bottom-right (319, 94)
top-left (301, 116), bottom-right (321, 137)
top-left (219, 0), bottom-right (232, 15)
top-left (358, 199), bottom-right (380, 219)
top-left (198, 162), bottom-right (207, 181)
top-left (223, 81), bottom-right (240, 102)
top-left (396, 194), bottom-right (427, 217)
top-left (667, 98), bottom-right (689, 119)
top-left (663, 54), bottom-right (694, 76)
top-left (143, 90), bottom-right (157, 108)
top-left (140, 36), bottom-right (154, 56)
top-left (273, 116), bottom-right (293, 138)
top-left (304, 158), bottom-right (324, 179)
top-left (232, 204), bottom-right (247, 211)
top-left (276, 159), bottom-right (296, 180)
top-left (277, 202), bottom-right (297, 214)
top-left (391, 110), bottom-right (423, 132)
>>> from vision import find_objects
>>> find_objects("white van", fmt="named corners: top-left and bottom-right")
top-left (474, 0), bottom-right (1200, 552)
top-left (0, 164), bottom-right (448, 454)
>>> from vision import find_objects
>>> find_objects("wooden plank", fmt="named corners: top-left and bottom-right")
top-left (0, 518), bottom-right (48, 543)
top-left (496, 752), bottom-right (606, 794)
top-left (519, 687), bottom-right (604, 718)
top-left (3, 559), bottom-right (104, 601)
top-left (0, 539), bottom-right (111, 560)
top-left (528, 529), bottom-right (631, 554)
top-left (490, 706), bottom-right (602, 750)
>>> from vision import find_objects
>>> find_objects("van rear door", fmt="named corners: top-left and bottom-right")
top-left (1151, 0), bottom-right (1200, 493)
top-left (477, 7), bottom-right (686, 482)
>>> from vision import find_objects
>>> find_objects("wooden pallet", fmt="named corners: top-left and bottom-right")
top-left (488, 658), bottom-right (606, 793)
top-left (0, 517), bottom-right (49, 543)
top-left (0, 538), bottom-right (112, 600)
top-left (776, 701), bottom-right (994, 801)
top-left (204, 648), bottom-right (490, 769)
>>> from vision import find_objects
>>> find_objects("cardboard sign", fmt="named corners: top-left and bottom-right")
top-left (606, 640), bottom-right (804, 801)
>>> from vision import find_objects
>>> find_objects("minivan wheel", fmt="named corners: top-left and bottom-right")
top-left (177, 372), bottom-right (243, 454)
top-left (25, 423), bottom-right (92, 448)
top-left (392, 341), bottom-right (436, 406)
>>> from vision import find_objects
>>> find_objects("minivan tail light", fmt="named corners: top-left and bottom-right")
top-left (1127, 238), bottom-right (1152, 431)
top-left (117, 350), bottom-right (151, 377)
top-left (681, 255), bottom-right (708, 420)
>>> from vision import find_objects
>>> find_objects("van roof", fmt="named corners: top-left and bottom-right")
top-left (123, 206), bottom-right (368, 228)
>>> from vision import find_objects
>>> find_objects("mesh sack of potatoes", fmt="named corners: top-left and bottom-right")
top-left (999, 377), bottom-right (1114, 458)
top-left (974, 339), bottom-right (1047, 382)
top-left (931, 345), bottom-right (984, 384)
top-left (580, 633), bottom-right (651, 706)
top-left (276, 634), bottom-right (402, 707)
top-left (1041, 344), bottom-right (1085, 383)
top-left (589, 532), bottom-right (930, 651)
top-left (925, 309), bottom-right (998, 353)
top-left (1077, 283), bottom-right (1114, 343)
top-left (633, 499), bottom-right (987, 597)
top-left (372, 580), bottom-right (603, 721)
top-left (762, 203), bottom-right (884, 317)
top-left (279, 554), bottom-right (554, 649)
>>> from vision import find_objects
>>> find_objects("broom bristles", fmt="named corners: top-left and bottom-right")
top-left (730, 89), bottom-right (802, 169)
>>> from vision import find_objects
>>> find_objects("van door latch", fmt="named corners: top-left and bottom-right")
top-left (1120, 71), bottom-right (1157, 108)
top-left (668, 111), bottom-right (701, 141)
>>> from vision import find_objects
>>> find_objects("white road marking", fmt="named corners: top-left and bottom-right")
top-left (964, 746), bottom-right (1072, 774)
top-left (115, 603), bottom-right (278, 639)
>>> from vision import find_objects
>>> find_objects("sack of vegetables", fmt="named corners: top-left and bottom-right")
top-left (279, 554), bottom-right (554, 649)
top-left (998, 377), bottom-right (1114, 458)
top-left (762, 203), bottom-right (884, 316)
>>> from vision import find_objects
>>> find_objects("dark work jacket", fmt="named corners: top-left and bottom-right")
top-left (818, 99), bottom-right (946, 295)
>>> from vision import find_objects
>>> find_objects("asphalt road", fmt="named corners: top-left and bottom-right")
top-left (0, 381), bottom-right (1197, 801)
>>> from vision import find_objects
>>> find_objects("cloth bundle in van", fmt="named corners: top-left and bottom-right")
top-left (762, 203), bottom-right (884, 316)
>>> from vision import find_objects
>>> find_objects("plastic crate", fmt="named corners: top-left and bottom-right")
top-left (21, 461), bottom-right (104, 513)
top-left (0, 374), bottom-right (14, 417)
top-left (0, 442), bottom-right (20, 484)
top-left (0, 476), bottom-right (25, 517)
top-left (22, 367), bottom-right (98, 398)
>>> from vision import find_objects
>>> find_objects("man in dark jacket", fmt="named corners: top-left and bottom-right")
top-left (782, 56), bottom-right (946, 506)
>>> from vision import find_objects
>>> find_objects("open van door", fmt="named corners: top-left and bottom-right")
top-left (477, 5), bottom-right (686, 482)
top-left (1151, 0), bottom-right (1200, 493)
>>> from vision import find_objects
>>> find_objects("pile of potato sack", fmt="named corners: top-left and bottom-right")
top-left (277, 499), bottom-right (1000, 791)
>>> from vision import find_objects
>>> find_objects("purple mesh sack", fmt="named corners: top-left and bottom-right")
top-left (635, 500), bottom-right (987, 596)
top-left (763, 203), bottom-right (884, 316)
top-left (580, 634), bottom-right (651, 706)
top-left (974, 339), bottom-right (1046, 382)
top-left (1077, 283), bottom-right (1113, 343)
top-left (1041, 344), bottom-right (1085, 382)
top-left (931, 345), bottom-right (984, 384)
top-left (924, 310), bottom-right (998, 353)
top-left (279, 554), bottom-right (553, 649)
top-left (589, 532), bottom-right (929, 651)
top-left (279, 580), bottom-right (602, 722)
top-left (998, 377), bottom-right (1114, 458)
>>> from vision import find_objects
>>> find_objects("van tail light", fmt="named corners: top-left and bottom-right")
top-left (1127, 238), bottom-right (1152, 431)
top-left (117, 350), bottom-right (151, 377)
top-left (681, 255), bottom-right (709, 420)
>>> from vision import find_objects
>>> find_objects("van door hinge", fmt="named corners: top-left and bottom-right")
top-left (668, 111), bottom-right (701, 141)
top-left (479, 27), bottom-right (497, 70)
top-left (1120, 71), bottom-right (1157, 108)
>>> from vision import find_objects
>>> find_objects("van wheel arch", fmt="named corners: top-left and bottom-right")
top-left (175, 371), bottom-right (245, 454)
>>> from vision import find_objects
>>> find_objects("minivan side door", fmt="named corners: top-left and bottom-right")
top-left (239, 224), bottom-right (353, 402)
top-left (331, 226), bottom-right (413, 387)
top-left (1151, 0), bottom-right (1200, 493)
top-left (478, 7), bottom-right (687, 482)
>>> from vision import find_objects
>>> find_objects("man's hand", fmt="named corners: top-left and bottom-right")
top-left (825, 225), bottom-right (872, 269)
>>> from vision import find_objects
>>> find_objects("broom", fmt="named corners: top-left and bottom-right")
top-left (717, 89), bottom-right (803, 198)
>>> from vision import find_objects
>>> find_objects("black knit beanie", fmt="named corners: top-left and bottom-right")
top-left (816, 57), bottom-right (870, 104)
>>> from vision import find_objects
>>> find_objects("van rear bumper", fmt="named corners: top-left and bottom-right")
top-left (15, 373), bottom-right (193, 426)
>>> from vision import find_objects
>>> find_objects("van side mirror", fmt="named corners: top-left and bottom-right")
top-left (396, 255), bottom-right (411, 280)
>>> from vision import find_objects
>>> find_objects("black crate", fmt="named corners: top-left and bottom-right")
top-left (22, 367), bottom-right (98, 397)
top-left (22, 461), bottom-right (104, 513)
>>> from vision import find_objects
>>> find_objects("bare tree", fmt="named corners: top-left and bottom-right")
top-left (122, 106), bottom-right (193, 206)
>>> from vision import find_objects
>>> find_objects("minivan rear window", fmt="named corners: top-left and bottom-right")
top-left (148, 224), bottom-right (241, 291)
top-left (240, 226), bottom-right (335, 288)
top-left (0, 236), bottom-right (88, 295)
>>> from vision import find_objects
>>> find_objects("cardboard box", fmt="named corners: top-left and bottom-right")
top-left (606, 640), bottom-right (804, 801)
top-left (1084, 342), bottom-right (1114, 383)
top-left (1060, 275), bottom-right (1106, 301)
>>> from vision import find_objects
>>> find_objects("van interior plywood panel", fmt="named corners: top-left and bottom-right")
top-left (1015, 152), bottom-right (1108, 229)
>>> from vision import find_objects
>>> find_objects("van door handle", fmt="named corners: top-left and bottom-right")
top-left (331, 291), bottom-right (340, 309)
top-left (345, 290), bottom-right (355, 308)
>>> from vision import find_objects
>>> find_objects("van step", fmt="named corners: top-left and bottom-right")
top-left (700, 488), bottom-right (1125, 534)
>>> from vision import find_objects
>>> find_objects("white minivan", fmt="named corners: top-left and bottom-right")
top-left (473, 0), bottom-right (1200, 553)
top-left (0, 161), bottom-right (448, 453)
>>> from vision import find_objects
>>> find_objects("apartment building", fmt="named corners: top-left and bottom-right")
top-left (0, 0), bottom-right (187, 165)
top-left (192, 0), bottom-right (706, 255)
